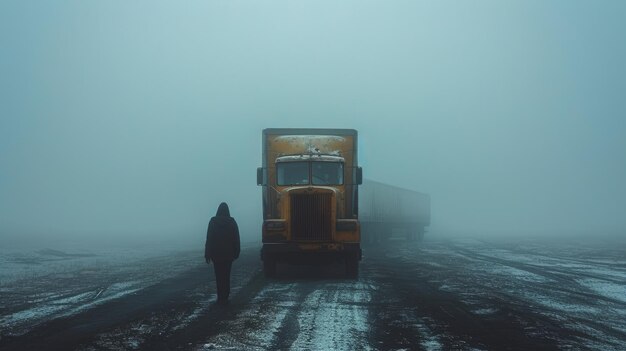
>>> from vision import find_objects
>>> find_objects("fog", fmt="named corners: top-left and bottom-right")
top-left (1, 1), bottom-right (625, 249)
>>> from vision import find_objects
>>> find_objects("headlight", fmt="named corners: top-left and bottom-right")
top-left (336, 220), bottom-right (357, 231)
top-left (265, 220), bottom-right (286, 231)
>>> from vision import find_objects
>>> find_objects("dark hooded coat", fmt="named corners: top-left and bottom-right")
top-left (205, 203), bottom-right (240, 262)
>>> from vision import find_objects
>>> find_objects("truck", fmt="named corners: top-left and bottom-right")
top-left (257, 128), bottom-right (363, 278)
top-left (359, 179), bottom-right (431, 243)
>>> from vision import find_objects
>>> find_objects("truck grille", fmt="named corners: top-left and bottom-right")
top-left (290, 193), bottom-right (333, 241)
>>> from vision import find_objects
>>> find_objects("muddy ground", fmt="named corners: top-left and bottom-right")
top-left (1, 237), bottom-right (625, 350)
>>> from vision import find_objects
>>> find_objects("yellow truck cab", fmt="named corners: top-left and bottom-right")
top-left (257, 129), bottom-right (363, 277)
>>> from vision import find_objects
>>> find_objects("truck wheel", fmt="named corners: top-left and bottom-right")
top-left (346, 256), bottom-right (359, 279)
top-left (263, 258), bottom-right (276, 278)
top-left (362, 231), bottom-right (369, 246)
top-left (405, 230), bottom-right (413, 241)
top-left (417, 230), bottom-right (424, 242)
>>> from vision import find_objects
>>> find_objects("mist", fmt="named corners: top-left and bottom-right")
top-left (2, 0), bottom-right (625, 249)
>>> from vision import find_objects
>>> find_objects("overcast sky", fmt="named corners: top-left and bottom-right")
top-left (1, 1), bottom-right (625, 247)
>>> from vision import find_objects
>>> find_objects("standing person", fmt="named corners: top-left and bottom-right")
top-left (205, 202), bottom-right (240, 304)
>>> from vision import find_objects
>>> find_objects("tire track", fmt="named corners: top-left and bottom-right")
top-left (451, 245), bottom-right (626, 308)
top-left (368, 243), bottom-right (570, 350)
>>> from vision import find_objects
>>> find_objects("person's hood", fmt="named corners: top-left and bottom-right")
top-left (216, 202), bottom-right (230, 217)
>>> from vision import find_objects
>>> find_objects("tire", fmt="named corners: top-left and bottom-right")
top-left (345, 255), bottom-right (359, 279)
top-left (417, 230), bottom-right (425, 242)
top-left (263, 257), bottom-right (276, 278)
top-left (405, 230), bottom-right (413, 241)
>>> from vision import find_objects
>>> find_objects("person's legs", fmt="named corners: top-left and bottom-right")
top-left (213, 261), bottom-right (226, 301)
top-left (223, 260), bottom-right (232, 300)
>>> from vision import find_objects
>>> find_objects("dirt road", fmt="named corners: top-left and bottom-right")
top-left (2, 238), bottom-right (625, 350)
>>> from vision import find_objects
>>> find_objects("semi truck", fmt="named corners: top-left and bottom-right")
top-left (360, 179), bottom-right (431, 243)
top-left (257, 128), bottom-right (363, 277)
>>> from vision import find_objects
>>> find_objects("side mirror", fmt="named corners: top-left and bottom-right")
top-left (257, 167), bottom-right (265, 186)
top-left (355, 167), bottom-right (363, 185)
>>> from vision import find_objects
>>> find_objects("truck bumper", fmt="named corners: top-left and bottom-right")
top-left (261, 242), bottom-right (361, 264)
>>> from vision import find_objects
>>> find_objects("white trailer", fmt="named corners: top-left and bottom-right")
top-left (359, 179), bottom-right (431, 243)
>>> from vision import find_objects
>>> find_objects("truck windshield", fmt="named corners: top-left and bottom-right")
top-left (277, 162), bottom-right (309, 185)
top-left (312, 162), bottom-right (343, 185)
top-left (276, 161), bottom-right (344, 186)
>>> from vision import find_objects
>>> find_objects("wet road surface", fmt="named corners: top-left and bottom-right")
top-left (1, 237), bottom-right (625, 350)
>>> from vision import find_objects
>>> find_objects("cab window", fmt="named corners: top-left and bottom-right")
top-left (312, 162), bottom-right (343, 185)
top-left (277, 162), bottom-right (309, 185)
